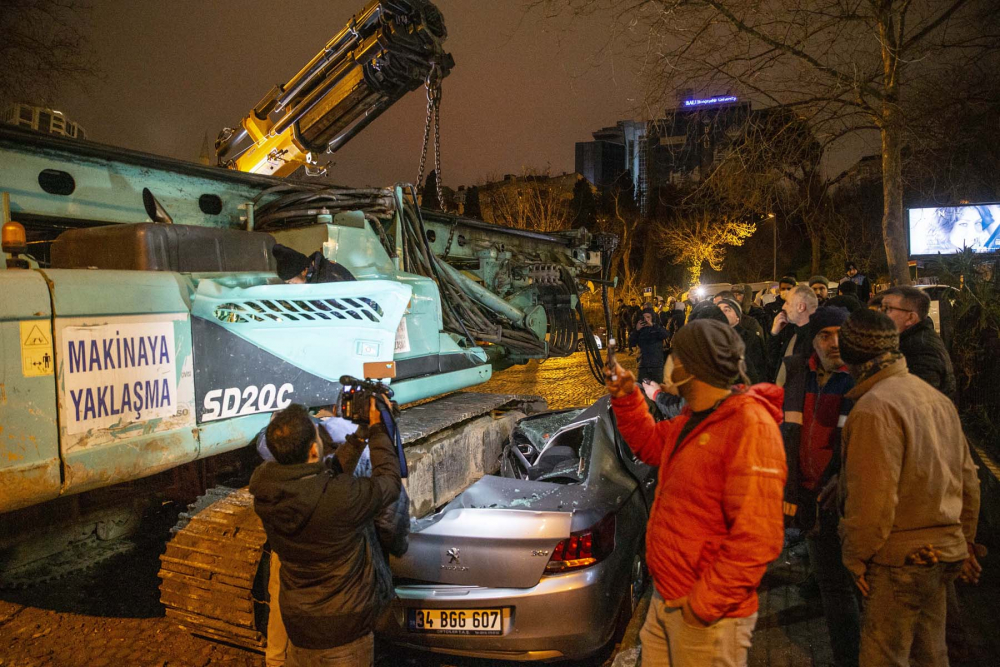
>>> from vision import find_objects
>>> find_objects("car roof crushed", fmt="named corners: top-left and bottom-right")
top-left (411, 397), bottom-right (639, 534)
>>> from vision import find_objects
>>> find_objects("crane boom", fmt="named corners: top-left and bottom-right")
top-left (216, 0), bottom-right (453, 177)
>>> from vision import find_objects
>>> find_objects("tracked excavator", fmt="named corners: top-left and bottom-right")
top-left (0, 0), bottom-right (616, 649)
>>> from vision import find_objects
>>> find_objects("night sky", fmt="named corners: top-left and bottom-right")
top-left (58, 1), bottom-right (642, 188)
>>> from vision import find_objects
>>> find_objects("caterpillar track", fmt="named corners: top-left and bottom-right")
top-left (158, 486), bottom-right (270, 652)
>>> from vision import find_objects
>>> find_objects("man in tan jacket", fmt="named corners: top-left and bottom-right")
top-left (836, 309), bottom-right (980, 666)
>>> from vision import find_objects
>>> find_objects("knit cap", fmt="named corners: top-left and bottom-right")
top-left (717, 297), bottom-right (742, 321)
top-left (839, 309), bottom-right (899, 364)
top-left (671, 320), bottom-right (745, 389)
top-left (810, 306), bottom-right (850, 336)
top-left (688, 301), bottom-right (728, 324)
top-left (272, 244), bottom-right (311, 281)
top-left (808, 275), bottom-right (830, 288)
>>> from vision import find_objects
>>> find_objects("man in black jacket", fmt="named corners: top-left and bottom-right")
top-left (770, 284), bottom-right (819, 383)
top-left (880, 286), bottom-right (957, 401)
top-left (630, 307), bottom-right (670, 382)
top-left (764, 276), bottom-right (798, 331)
top-left (808, 275), bottom-right (831, 306)
top-left (250, 402), bottom-right (401, 666)
top-left (734, 283), bottom-right (770, 335)
top-left (827, 280), bottom-right (863, 313)
top-left (717, 296), bottom-right (768, 384)
top-left (623, 298), bottom-right (641, 352)
top-left (614, 299), bottom-right (628, 348)
top-left (839, 261), bottom-right (872, 304)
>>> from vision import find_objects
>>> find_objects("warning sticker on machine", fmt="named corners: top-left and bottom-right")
top-left (394, 317), bottom-right (411, 354)
top-left (20, 321), bottom-right (54, 377)
top-left (60, 320), bottom-right (180, 435)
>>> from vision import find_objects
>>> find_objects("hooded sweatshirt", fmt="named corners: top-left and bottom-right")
top-left (611, 384), bottom-right (787, 623)
top-left (249, 425), bottom-right (401, 650)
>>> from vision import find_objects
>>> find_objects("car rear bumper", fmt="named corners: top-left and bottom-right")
top-left (378, 558), bottom-right (625, 661)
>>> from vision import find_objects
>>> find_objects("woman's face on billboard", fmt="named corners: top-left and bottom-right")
top-left (948, 207), bottom-right (983, 249)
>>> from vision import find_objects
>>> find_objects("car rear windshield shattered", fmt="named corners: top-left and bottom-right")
top-left (501, 409), bottom-right (595, 484)
top-left (515, 410), bottom-right (584, 450)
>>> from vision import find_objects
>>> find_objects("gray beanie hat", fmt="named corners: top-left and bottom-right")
top-left (717, 297), bottom-right (742, 322)
top-left (839, 309), bottom-right (899, 364)
top-left (672, 319), bottom-right (746, 389)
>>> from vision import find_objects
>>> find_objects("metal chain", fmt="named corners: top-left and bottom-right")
top-left (442, 220), bottom-right (458, 259)
top-left (415, 64), bottom-right (447, 211)
top-left (432, 84), bottom-right (445, 211)
top-left (416, 90), bottom-right (433, 197)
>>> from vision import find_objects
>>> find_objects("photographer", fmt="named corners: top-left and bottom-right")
top-left (630, 306), bottom-right (670, 383)
top-left (250, 400), bottom-right (402, 667)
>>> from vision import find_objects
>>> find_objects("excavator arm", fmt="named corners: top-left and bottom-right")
top-left (216, 0), bottom-right (452, 177)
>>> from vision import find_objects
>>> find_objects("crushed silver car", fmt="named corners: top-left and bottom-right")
top-left (379, 396), bottom-right (655, 662)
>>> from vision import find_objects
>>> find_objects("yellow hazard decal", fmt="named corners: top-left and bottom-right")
top-left (20, 320), bottom-right (54, 377)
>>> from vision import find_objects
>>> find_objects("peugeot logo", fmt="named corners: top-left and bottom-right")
top-left (447, 548), bottom-right (461, 564)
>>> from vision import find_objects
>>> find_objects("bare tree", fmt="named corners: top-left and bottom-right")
top-left (652, 212), bottom-right (756, 283)
top-left (0, 1), bottom-right (95, 107)
top-left (479, 169), bottom-right (574, 232)
top-left (826, 169), bottom-right (888, 278)
top-left (598, 190), bottom-right (642, 299)
top-left (543, 0), bottom-right (999, 285)
top-left (702, 109), bottom-right (843, 275)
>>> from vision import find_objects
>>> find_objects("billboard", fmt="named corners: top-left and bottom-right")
top-left (908, 203), bottom-right (1000, 255)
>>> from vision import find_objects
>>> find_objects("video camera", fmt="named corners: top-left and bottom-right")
top-left (338, 362), bottom-right (408, 478)
top-left (339, 374), bottom-right (395, 425)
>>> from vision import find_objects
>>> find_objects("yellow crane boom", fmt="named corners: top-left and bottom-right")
top-left (216, 0), bottom-right (452, 177)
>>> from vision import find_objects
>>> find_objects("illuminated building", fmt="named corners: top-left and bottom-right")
top-left (576, 94), bottom-right (752, 216)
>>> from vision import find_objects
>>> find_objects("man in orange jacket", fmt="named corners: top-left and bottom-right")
top-left (605, 319), bottom-right (787, 666)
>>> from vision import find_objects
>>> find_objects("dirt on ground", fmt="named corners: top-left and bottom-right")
top-left (0, 501), bottom-right (262, 667)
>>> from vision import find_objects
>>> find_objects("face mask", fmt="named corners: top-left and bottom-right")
top-left (662, 356), bottom-right (693, 396)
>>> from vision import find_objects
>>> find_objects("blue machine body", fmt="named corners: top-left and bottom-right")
top-left (0, 124), bottom-right (602, 513)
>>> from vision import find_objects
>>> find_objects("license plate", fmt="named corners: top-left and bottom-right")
top-left (407, 608), bottom-right (507, 636)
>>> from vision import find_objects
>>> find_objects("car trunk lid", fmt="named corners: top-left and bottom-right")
top-left (392, 487), bottom-right (573, 588)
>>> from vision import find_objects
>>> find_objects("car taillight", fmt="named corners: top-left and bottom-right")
top-left (544, 514), bottom-right (616, 574)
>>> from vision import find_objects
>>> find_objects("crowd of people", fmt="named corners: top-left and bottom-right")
top-left (246, 256), bottom-right (981, 667)
top-left (612, 262), bottom-right (882, 390)
top-left (607, 260), bottom-right (982, 667)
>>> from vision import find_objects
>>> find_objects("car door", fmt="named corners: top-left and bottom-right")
top-left (606, 404), bottom-right (657, 510)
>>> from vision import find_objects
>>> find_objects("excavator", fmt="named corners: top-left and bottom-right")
top-left (0, 0), bottom-right (614, 650)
